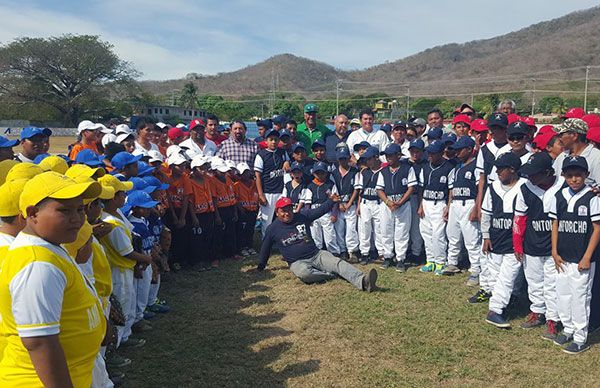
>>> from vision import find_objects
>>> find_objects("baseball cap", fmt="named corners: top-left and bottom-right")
top-left (137, 161), bottom-right (155, 177)
top-left (189, 154), bottom-right (210, 169)
top-left (423, 128), bottom-right (443, 140)
top-left (449, 136), bottom-right (475, 150)
top-left (408, 139), bottom-right (425, 150)
top-left (275, 197), bottom-right (293, 209)
top-left (147, 150), bottom-right (164, 164)
top-left (271, 115), bottom-right (287, 125)
top-left (75, 149), bottom-right (105, 167)
top-left (311, 138), bottom-right (326, 150)
top-left (129, 177), bottom-right (156, 194)
top-left (304, 103), bottom-right (318, 113)
top-left (520, 152), bottom-right (553, 177)
top-left (111, 152), bottom-right (142, 170)
top-left (507, 114), bottom-right (522, 124)
top-left (412, 118), bottom-right (426, 127)
top-left (19, 171), bottom-right (101, 217)
top-left (167, 152), bottom-right (187, 166)
top-left (256, 119), bottom-right (273, 130)
top-left (115, 132), bottom-right (134, 144)
top-left (312, 161), bottom-right (329, 173)
top-left (353, 141), bottom-right (371, 151)
top-left (359, 146), bottom-right (380, 160)
top-left (279, 129), bottom-right (291, 139)
top-left (470, 119), bottom-right (489, 132)
top-left (349, 118), bottom-right (361, 126)
top-left (63, 221), bottom-right (93, 258)
top-left (98, 174), bottom-right (134, 193)
top-left (115, 124), bottom-right (133, 135)
top-left (211, 158), bottom-right (230, 173)
top-left (452, 114), bottom-right (471, 125)
top-left (380, 123), bottom-right (392, 133)
top-left (77, 120), bottom-right (104, 135)
top-left (392, 121), bottom-right (407, 130)
top-left (189, 118), bottom-right (206, 131)
top-left (0, 160), bottom-right (19, 185)
top-left (441, 133), bottom-right (457, 145)
top-left (21, 127), bottom-right (52, 141)
top-left (5, 163), bottom-right (44, 182)
top-left (65, 164), bottom-right (105, 180)
top-left (562, 107), bottom-right (585, 119)
top-left (425, 140), bottom-right (445, 154)
top-left (264, 129), bottom-right (279, 139)
top-left (166, 145), bottom-right (183, 158)
top-left (533, 132), bottom-right (557, 150)
top-left (0, 179), bottom-right (28, 217)
top-left (102, 134), bottom-right (117, 148)
top-left (0, 136), bottom-right (19, 148)
top-left (494, 152), bottom-right (521, 171)
top-left (335, 147), bottom-right (351, 160)
top-left (292, 143), bottom-right (306, 153)
top-left (32, 153), bottom-right (51, 164)
top-left (156, 122), bottom-right (169, 130)
top-left (168, 127), bottom-right (186, 141)
top-left (236, 162), bottom-right (251, 174)
top-left (71, 175), bottom-right (114, 201)
top-left (38, 155), bottom-right (69, 174)
top-left (507, 121), bottom-right (529, 136)
top-left (582, 114), bottom-right (600, 128)
top-left (587, 126), bottom-right (600, 143)
top-left (123, 190), bottom-right (159, 212)
top-left (521, 116), bottom-right (536, 127)
top-left (487, 113), bottom-right (508, 129)
top-left (225, 160), bottom-right (237, 172)
top-left (562, 155), bottom-right (588, 172)
top-left (537, 125), bottom-right (555, 135)
top-left (290, 161), bottom-right (303, 172)
top-left (380, 143), bottom-right (402, 155)
top-left (142, 176), bottom-right (169, 191)
top-left (556, 118), bottom-right (589, 135)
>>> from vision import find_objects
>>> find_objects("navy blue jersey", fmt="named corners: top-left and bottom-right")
top-left (255, 148), bottom-right (288, 193)
top-left (146, 212), bottom-right (164, 245)
top-left (449, 158), bottom-right (478, 201)
top-left (376, 161), bottom-right (417, 202)
top-left (331, 166), bottom-right (359, 202)
top-left (419, 160), bottom-right (454, 202)
top-left (283, 181), bottom-right (307, 206)
top-left (357, 168), bottom-right (380, 201)
top-left (306, 180), bottom-right (336, 206)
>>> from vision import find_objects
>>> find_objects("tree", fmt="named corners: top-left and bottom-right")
top-left (0, 34), bottom-right (138, 126)
top-left (178, 82), bottom-right (199, 109)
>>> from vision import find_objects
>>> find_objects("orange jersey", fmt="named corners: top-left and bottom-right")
top-left (166, 174), bottom-right (193, 208)
top-left (69, 142), bottom-right (100, 160)
top-left (189, 178), bottom-right (215, 214)
top-left (210, 175), bottom-right (236, 208)
top-left (234, 180), bottom-right (259, 212)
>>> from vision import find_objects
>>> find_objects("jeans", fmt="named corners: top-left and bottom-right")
top-left (289, 250), bottom-right (365, 289)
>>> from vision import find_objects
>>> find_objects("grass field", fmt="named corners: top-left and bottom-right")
top-left (48, 136), bottom-right (77, 154)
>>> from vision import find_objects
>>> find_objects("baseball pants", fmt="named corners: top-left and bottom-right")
top-left (409, 195), bottom-right (424, 258)
top-left (259, 192), bottom-right (282, 236)
top-left (358, 199), bottom-right (383, 256)
top-left (310, 207), bottom-right (340, 255)
top-left (556, 261), bottom-right (596, 345)
top-left (134, 265), bottom-right (152, 323)
top-left (489, 254), bottom-right (521, 314)
top-left (420, 200), bottom-right (447, 265)
top-left (190, 212), bottom-right (215, 264)
top-left (289, 250), bottom-right (364, 289)
top-left (447, 200), bottom-right (481, 274)
top-left (480, 252), bottom-right (506, 294)
top-left (111, 267), bottom-right (135, 345)
top-left (380, 201), bottom-right (411, 262)
top-left (334, 204), bottom-right (359, 254)
top-left (523, 254), bottom-right (559, 321)
top-left (148, 275), bottom-right (160, 307)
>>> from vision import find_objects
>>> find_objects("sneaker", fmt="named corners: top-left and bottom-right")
top-left (380, 258), bottom-right (393, 269)
top-left (468, 289), bottom-right (491, 304)
top-left (485, 311), bottom-right (511, 328)
top-left (105, 353), bottom-right (131, 368)
top-left (465, 275), bottom-right (480, 287)
top-left (359, 255), bottom-right (370, 265)
top-left (349, 251), bottom-right (361, 263)
top-left (562, 342), bottom-right (590, 355)
top-left (132, 320), bottom-right (152, 333)
top-left (121, 337), bottom-right (146, 348)
top-left (143, 310), bottom-right (156, 320)
top-left (240, 249), bottom-right (250, 257)
top-left (147, 302), bottom-right (170, 314)
top-left (419, 262), bottom-right (435, 273)
top-left (248, 248), bottom-right (257, 255)
top-left (442, 264), bottom-right (461, 275)
top-left (339, 251), bottom-right (350, 261)
top-left (395, 261), bottom-right (406, 273)
top-left (553, 332), bottom-right (573, 346)
top-left (362, 268), bottom-right (378, 292)
top-left (541, 320), bottom-right (559, 341)
top-left (521, 312), bottom-right (546, 329)
top-left (109, 371), bottom-right (125, 387)
top-left (434, 264), bottom-right (445, 276)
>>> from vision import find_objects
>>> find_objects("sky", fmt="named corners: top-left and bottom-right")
top-left (0, 0), bottom-right (597, 80)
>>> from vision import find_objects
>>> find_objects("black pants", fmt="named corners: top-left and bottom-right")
top-left (164, 210), bottom-right (191, 266)
top-left (589, 262), bottom-right (600, 330)
top-left (213, 206), bottom-right (237, 259)
top-left (189, 212), bottom-right (215, 265)
top-left (236, 209), bottom-right (258, 251)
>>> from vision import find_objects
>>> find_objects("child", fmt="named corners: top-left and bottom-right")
top-left (165, 152), bottom-right (192, 269)
top-left (444, 136), bottom-right (482, 285)
top-left (407, 140), bottom-right (427, 264)
top-left (331, 147), bottom-right (360, 262)
top-left (283, 162), bottom-right (308, 213)
top-left (234, 162), bottom-right (260, 256)
top-left (210, 158), bottom-right (241, 263)
top-left (111, 151), bottom-right (142, 181)
top-left (418, 140), bottom-right (454, 275)
top-left (0, 172), bottom-right (104, 387)
top-left (376, 143), bottom-right (417, 272)
top-left (188, 155), bottom-right (216, 270)
top-left (290, 143), bottom-right (314, 185)
top-left (304, 161), bottom-right (340, 255)
top-left (550, 156), bottom-right (600, 354)
top-left (311, 139), bottom-right (334, 172)
top-left (488, 121), bottom-right (533, 181)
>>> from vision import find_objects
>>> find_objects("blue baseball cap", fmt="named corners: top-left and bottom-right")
top-left (311, 138), bottom-right (326, 150)
top-left (21, 127), bottom-right (52, 140)
top-left (264, 129), bottom-right (279, 138)
top-left (312, 161), bottom-right (329, 173)
top-left (408, 139), bottom-right (425, 150)
top-left (142, 175), bottom-right (169, 191)
top-left (292, 143), bottom-right (306, 153)
top-left (353, 140), bottom-right (371, 151)
top-left (562, 155), bottom-right (588, 172)
top-left (279, 129), bottom-right (291, 138)
top-left (33, 153), bottom-right (51, 164)
top-left (423, 128), bottom-right (443, 140)
top-left (380, 143), bottom-right (402, 155)
top-left (450, 136), bottom-right (476, 150)
top-left (359, 146), bottom-right (380, 160)
top-left (392, 121), bottom-right (408, 130)
top-left (0, 136), bottom-right (19, 148)
top-left (137, 161), bottom-right (155, 177)
top-left (111, 151), bottom-right (142, 170)
top-left (336, 147), bottom-right (351, 160)
top-left (495, 152), bottom-right (521, 171)
top-left (129, 177), bottom-right (156, 193)
top-left (256, 119), bottom-right (273, 130)
top-left (122, 190), bottom-right (159, 214)
top-left (380, 123), bottom-right (392, 133)
top-left (425, 140), bottom-right (445, 154)
top-left (441, 133), bottom-right (457, 145)
top-left (290, 161), bottom-right (303, 172)
top-left (271, 115), bottom-right (287, 125)
top-left (75, 149), bottom-right (104, 167)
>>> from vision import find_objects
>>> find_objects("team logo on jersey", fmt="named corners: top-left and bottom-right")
top-left (465, 171), bottom-right (472, 179)
top-left (440, 176), bottom-right (447, 183)
top-left (578, 205), bottom-right (588, 216)
top-left (402, 178), bottom-right (408, 185)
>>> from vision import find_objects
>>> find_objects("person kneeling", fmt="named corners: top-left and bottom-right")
top-left (256, 196), bottom-right (378, 292)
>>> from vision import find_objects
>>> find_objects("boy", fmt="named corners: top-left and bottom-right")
top-left (475, 153), bottom-right (525, 307)
top-left (444, 136), bottom-right (482, 286)
top-left (331, 147), bottom-right (360, 262)
top-left (418, 140), bottom-right (454, 275)
top-left (0, 136), bottom-right (19, 162)
top-left (0, 172), bottom-right (104, 387)
top-left (488, 121), bottom-right (533, 182)
top-left (111, 151), bottom-right (142, 181)
top-left (165, 152), bottom-right (192, 269)
top-left (311, 139), bottom-right (334, 172)
top-left (289, 143), bottom-right (314, 185)
top-left (376, 143), bottom-right (417, 272)
top-left (234, 162), bottom-right (260, 256)
top-left (356, 146), bottom-right (384, 264)
top-left (407, 139), bottom-right (427, 263)
top-left (304, 161), bottom-right (340, 255)
top-left (188, 155), bottom-right (216, 270)
top-left (210, 158), bottom-right (241, 262)
top-left (283, 162), bottom-right (308, 213)
top-left (550, 156), bottom-right (600, 354)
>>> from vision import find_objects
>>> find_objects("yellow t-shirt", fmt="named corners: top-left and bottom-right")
top-left (0, 232), bottom-right (15, 362)
top-left (99, 212), bottom-right (135, 270)
top-left (0, 233), bottom-right (105, 388)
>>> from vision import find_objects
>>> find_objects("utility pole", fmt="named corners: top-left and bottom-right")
top-left (406, 86), bottom-right (410, 120)
top-left (531, 78), bottom-right (536, 116)
top-left (584, 66), bottom-right (590, 113)
top-left (335, 79), bottom-right (342, 116)
top-left (470, 93), bottom-right (474, 107)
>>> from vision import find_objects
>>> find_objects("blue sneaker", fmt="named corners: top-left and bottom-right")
top-left (553, 332), bottom-right (573, 346)
top-left (434, 264), bottom-right (445, 276)
top-left (147, 300), bottom-right (170, 314)
top-left (485, 311), bottom-right (511, 328)
top-left (562, 342), bottom-right (590, 355)
top-left (143, 310), bottom-right (156, 320)
top-left (420, 262), bottom-right (435, 273)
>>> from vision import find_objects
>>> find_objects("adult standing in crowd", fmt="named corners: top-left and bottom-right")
top-left (346, 108), bottom-right (390, 159)
top-left (180, 118), bottom-right (218, 157)
top-left (324, 114), bottom-right (350, 163)
top-left (554, 119), bottom-right (600, 185)
top-left (205, 114), bottom-right (228, 147)
top-left (498, 99), bottom-right (516, 115)
top-left (296, 103), bottom-right (331, 157)
top-left (134, 118), bottom-right (161, 157)
top-left (218, 120), bottom-right (259, 168)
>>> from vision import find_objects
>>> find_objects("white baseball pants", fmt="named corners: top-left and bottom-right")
top-left (134, 265), bottom-right (152, 323)
top-left (310, 207), bottom-right (341, 255)
top-left (111, 267), bottom-right (136, 345)
top-left (380, 201), bottom-right (412, 262)
top-left (334, 204), bottom-right (359, 254)
top-left (446, 200), bottom-right (481, 274)
top-left (489, 254), bottom-right (521, 314)
top-left (259, 192), bottom-right (282, 236)
top-left (523, 254), bottom-right (559, 321)
top-left (480, 252), bottom-right (506, 294)
top-left (358, 200), bottom-right (383, 256)
top-left (419, 200), bottom-right (447, 265)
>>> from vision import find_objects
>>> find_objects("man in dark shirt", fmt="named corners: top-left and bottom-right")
top-left (257, 196), bottom-right (378, 292)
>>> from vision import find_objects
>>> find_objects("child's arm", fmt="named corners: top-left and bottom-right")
top-left (580, 221), bottom-right (600, 271)
top-left (22, 335), bottom-right (73, 388)
top-left (346, 188), bottom-right (359, 209)
top-left (175, 194), bottom-right (189, 228)
top-left (125, 251), bottom-right (153, 265)
top-left (255, 171), bottom-right (267, 205)
top-left (551, 219), bottom-right (565, 272)
top-left (398, 186), bottom-right (414, 208)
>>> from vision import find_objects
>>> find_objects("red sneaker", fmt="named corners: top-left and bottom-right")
top-left (541, 320), bottom-right (559, 341)
top-left (520, 312), bottom-right (545, 329)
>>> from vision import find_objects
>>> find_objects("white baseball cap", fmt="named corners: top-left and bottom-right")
top-left (148, 150), bottom-right (164, 163)
top-left (211, 158), bottom-right (230, 172)
top-left (101, 133), bottom-right (117, 148)
top-left (166, 145), bottom-right (182, 158)
top-left (156, 122), bottom-right (169, 130)
top-left (116, 132), bottom-right (134, 144)
top-left (167, 153), bottom-right (187, 166)
top-left (115, 124), bottom-right (133, 135)
top-left (77, 120), bottom-right (103, 134)
top-left (190, 154), bottom-right (211, 169)
top-left (176, 123), bottom-right (186, 128)
top-left (236, 162), bottom-right (251, 174)
top-left (225, 160), bottom-right (237, 171)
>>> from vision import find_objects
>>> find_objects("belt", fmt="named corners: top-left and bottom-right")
top-left (453, 198), bottom-right (475, 206)
top-left (361, 198), bottom-right (380, 204)
top-left (423, 198), bottom-right (446, 205)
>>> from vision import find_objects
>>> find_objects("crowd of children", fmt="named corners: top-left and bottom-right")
top-left (1, 103), bottom-right (600, 386)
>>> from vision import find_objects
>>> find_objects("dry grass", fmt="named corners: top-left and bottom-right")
top-left (48, 136), bottom-right (76, 155)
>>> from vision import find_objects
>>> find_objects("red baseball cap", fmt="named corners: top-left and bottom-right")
top-left (275, 197), bottom-right (293, 209)
top-left (562, 107), bottom-right (585, 119)
top-left (168, 127), bottom-right (185, 141)
top-left (470, 119), bottom-right (488, 132)
top-left (582, 114), bottom-right (600, 128)
top-left (189, 118), bottom-right (206, 131)
top-left (586, 125), bottom-right (600, 143)
top-left (533, 132), bottom-right (557, 150)
top-left (452, 114), bottom-right (471, 125)
top-left (521, 116), bottom-right (536, 127)
top-left (507, 113), bottom-right (521, 124)
top-left (537, 125), bottom-right (555, 135)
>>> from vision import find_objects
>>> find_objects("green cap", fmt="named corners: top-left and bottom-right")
top-left (304, 103), bottom-right (318, 113)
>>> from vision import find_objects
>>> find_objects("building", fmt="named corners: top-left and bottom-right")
top-left (135, 105), bottom-right (206, 123)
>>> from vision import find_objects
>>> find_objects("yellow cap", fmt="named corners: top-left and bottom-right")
top-left (38, 155), bottom-right (69, 175)
top-left (0, 160), bottom-right (19, 185)
top-left (65, 164), bottom-right (106, 180)
top-left (19, 171), bottom-right (102, 216)
top-left (62, 221), bottom-right (93, 258)
top-left (5, 162), bottom-right (44, 183)
top-left (0, 179), bottom-right (28, 217)
top-left (72, 175), bottom-right (115, 201)
top-left (98, 174), bottom-right (133, 193)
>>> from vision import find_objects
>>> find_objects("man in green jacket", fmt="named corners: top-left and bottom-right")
top-left (297, 103), bottom-right (331, 157)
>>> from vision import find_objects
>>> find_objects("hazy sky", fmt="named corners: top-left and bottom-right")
top-left (0, 0), bottom-right (597, 80)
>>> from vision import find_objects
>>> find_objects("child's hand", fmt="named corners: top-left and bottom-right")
top-left (259, 195), bottom-right (268, 206)
top-left (553, 254), bottom-right (566, 273)
top-left (468, 207), bottom-right (479, 222)
top-left (578, 256), bottom-right (591, 271)
top-left (330, 215), bottom-right (337, 223)
top-left (417, 205), bottom-right (425, 219)
top-left (482, 239), bottom-right (493, 254)
top-left (442, 206), bottom-right (449, 222)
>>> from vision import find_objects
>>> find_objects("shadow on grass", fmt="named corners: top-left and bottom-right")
top-left (121, 260), bottom-right (320, 387)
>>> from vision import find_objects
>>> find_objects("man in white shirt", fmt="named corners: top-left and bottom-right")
top-left (179, 118), bottom-right (218, 157)
top-left (346, 108), bottom-right (390, 160)
top-left (133, 118), bottom-right (160, 157)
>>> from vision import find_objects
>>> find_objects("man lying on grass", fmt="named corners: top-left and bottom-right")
top-left (257, 195), bottom-right (378, 292)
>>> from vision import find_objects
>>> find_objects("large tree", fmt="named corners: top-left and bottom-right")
top-left (0, 34), bottom-right (138, 126)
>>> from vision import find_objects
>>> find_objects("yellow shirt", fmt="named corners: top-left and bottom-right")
top-left (0, 233), bottom-right (105, 388)
top-left (99, 212), bottom-right (135, 270)
top-left (91, 236), bottom-right (113, 299)
top-left (0, 232), bottom-right (15, 362)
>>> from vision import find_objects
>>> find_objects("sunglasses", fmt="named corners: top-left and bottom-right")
top-left (509, 134), bottom-right (526, 141)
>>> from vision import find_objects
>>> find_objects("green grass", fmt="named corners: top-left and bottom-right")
top-left (118, 255), bottom-right (600, 387)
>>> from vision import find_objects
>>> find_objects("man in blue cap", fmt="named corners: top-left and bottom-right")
top-left (297, 103), bottom-right (331, 157)
top-left (0, 136), bottom-right (20, 162)
top-left (17, 127), bottom-right (51, 163)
